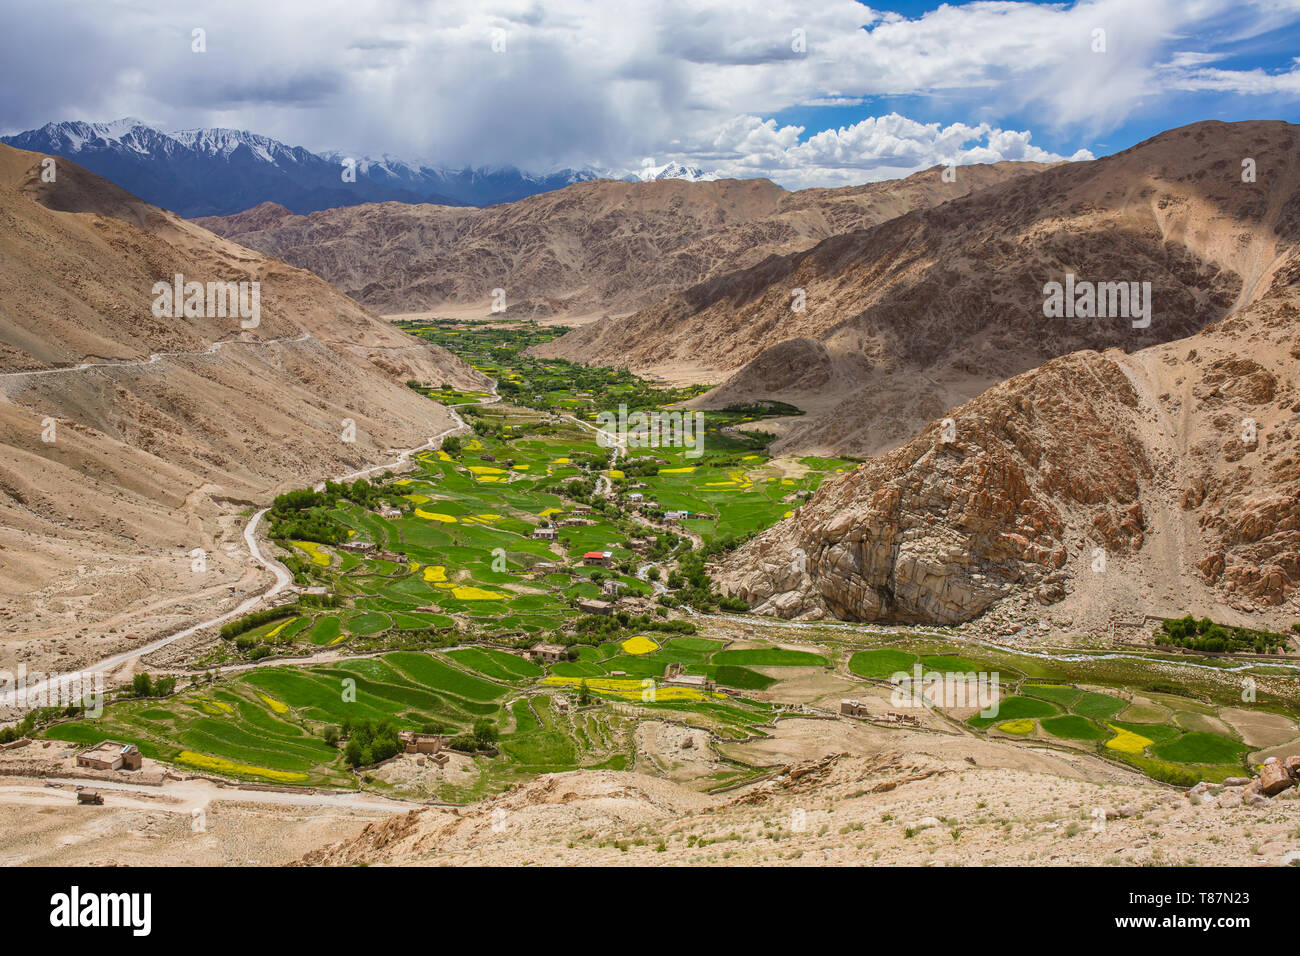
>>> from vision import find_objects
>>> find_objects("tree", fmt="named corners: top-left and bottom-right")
top-left (578, 679), bottom-right (592, 707)
top-left (131, 673), bottom-right (153, 698)
top-left (344, 738), bottom-right (364, 767)
top-left (442, 436), bottom-right (463, 457)
top-left (472, 719), bottom-right (498, 747)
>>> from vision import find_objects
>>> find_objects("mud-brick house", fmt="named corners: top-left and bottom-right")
top-left (398, 731), bottom-right (447, 755)
top-left (527, 643), bottom-right (567, 664)
top-left (76, 741), bottom-right (143, 771)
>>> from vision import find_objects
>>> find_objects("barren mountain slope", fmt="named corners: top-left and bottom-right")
top-left (195, 163), bottom-right (1048, 318)
top-left (297, 746), bottom-right (1300, 867)
top-left (716, 274), bottom-right (1300, 631)
top-left (0, 144), bottom-right (487, 671)
top-left (543, 121), bottom-right (1296, 459)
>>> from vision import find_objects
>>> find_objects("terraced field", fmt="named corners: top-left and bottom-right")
top-left (844, 640), bottom-right (1297, 786)
top-left (43, 321), bottom-right (1297, 802)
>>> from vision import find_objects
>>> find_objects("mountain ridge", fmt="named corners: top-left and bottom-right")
top-left (196, 161), bottom-right (1051, 318)
top-left (0, 118), bottom-right (612, 215)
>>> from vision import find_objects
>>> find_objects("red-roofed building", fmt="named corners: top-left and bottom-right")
top-left (582, 551), bottom-right (613, 567)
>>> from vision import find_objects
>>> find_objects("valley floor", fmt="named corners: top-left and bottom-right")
top-left (8, 319), bottom-right (1299, 865)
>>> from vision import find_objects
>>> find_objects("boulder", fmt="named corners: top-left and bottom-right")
top-left (1258, 759), bottom-right (1293, 797)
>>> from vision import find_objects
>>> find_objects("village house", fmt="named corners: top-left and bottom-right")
top-left (558, 517), bottom-right (590, 527)
top-left (663, 671), bottom-right (716, 693)
top-left (582, 550), bottom-right (613, 567)
top-left (531, 527), bottom-right (558, 540)
top-left (600, 579), bottom-right (625, 597)
top-left (75, 741), bottom-right (143, 772)
top-left (627, 492), bottom-right (644, 502)
top-left (379, 507), bottom-right (402, 519)
top-left (527, 643), bottom-right (567, 663)
top-left (578, 598), bottom-right (614, 615)
top-left (338, 540), bottom-right (376, 553)
top-left (397, 731), bottom-right (447, 755)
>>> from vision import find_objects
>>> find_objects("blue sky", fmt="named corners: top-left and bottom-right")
top-left (1, 0), bottom-right (1297, 187)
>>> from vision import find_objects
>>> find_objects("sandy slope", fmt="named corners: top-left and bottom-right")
top-left (0, 144), bottom-right (488, 673)
top-left (298, 742), bottom-right (1300, 867)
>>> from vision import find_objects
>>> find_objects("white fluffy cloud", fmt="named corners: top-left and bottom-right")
top-left (0, 0), bottom-right (1295, 187)
top-left (698, 113), bottom-right (1094, 188)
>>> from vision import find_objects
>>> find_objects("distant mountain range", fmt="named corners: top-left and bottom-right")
top-left (0, 118), bottom-right (718, 216)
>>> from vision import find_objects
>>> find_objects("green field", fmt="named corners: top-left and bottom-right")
top-left (39, 320), bottom-right (1299, 799)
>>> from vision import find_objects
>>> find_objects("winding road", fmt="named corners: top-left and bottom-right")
top-left (0, 332), bottom-right (314, 384)
top-left (0, 384), bottom-right (499, 708)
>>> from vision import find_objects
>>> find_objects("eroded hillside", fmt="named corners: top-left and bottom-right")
top-left (717, 281), bottom-right (1300, 630)
top-left (545, 121), bottom-right (1297, 462)
top-left (0, 144), bottom-right (487, 671)
top-left (196, 163), bottom-right (1048, 319)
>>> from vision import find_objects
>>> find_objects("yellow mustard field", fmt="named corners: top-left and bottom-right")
top-left (290, 540), bottom-right (331, 566)
top-left (1105, 724), bottom-right (1154, 754)
top-left (177, 750), bottom-right (308, 783)
top-left (620, 635), bottom-right (659, 655)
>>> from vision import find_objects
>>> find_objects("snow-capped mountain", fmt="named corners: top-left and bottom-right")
top-left (316, 150), bottom-right (603, 207)
top-left (624, 161), bottom-right (717, 183)
top-left (0, 119), bottom-right (636, 216)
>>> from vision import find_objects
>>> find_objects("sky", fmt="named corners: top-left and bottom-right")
top-left (2, 0), bottom-right (1298, 188)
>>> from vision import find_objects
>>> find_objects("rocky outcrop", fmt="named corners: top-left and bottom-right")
top-left (720, 276), bottom-right (1300, 625)
top-left (718, 352), bottom-right (1152, 622)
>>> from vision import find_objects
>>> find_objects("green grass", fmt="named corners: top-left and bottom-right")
top-left (1021, 683), bottom-right (1082, 708)
top-left (969, 695), bottom-right (1058, 728)
top-left (849, 649), bottom-right (916, 679)
top-left (712, 648), bottom-right (827, 667)
top-left (1152, 731), bottom-right (1249, 765)
top-left (446, 647), bottom-right (542, 681)
top-left (711, 665), bottom-right (777, 690)
top-left (1040, 714), bottom-right (1108, 740)
top-left (919, 654), bottom-right (990, 673)
top-left (1073, 691), bottom-right (1126, 719)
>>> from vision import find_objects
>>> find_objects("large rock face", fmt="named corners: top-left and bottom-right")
top-left (719, 277), bottom-right (1300, 627)
top-left (719, 353), bottom-right (1150, 623)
